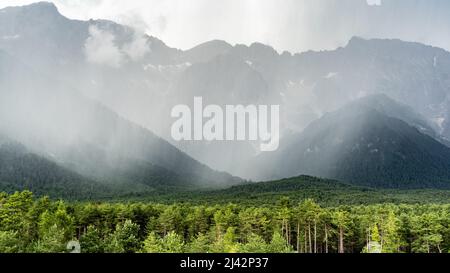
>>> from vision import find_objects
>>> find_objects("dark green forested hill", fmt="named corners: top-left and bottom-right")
top-left (118, 175), bottom-right (450, 206)
top-left (1, 139), bottom-right (450, 206)
top-left (1, 134), bottom-right (450, 205)
top-left (0, 141), bottom-right (112, 199)
top-left (0, 135), bottom-right (243, 199)
top-left (249, 98), bottom-right (450, 189)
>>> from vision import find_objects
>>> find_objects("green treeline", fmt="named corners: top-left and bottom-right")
top-left (0, 191), bottom-right (448, 253)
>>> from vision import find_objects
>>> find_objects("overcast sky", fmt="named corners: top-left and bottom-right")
top-left (1, 0), bottom-right (450, 53)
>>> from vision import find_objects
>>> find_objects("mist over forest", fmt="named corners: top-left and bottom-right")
top-left (1, 2), bottom-right (450, 189)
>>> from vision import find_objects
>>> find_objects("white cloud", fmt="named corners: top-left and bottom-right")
top-left (84, 24), bottom-right (151, 67)
top-left (84, 25), bottom-right (123, 68)
top-left (122, 34), bottom-right (151, 62)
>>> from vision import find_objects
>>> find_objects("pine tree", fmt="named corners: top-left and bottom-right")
top-left (187, 233), bottom-right (211, 253)
top-left (33, 224), bottom-right (66, 253)
top-left (332, 210), bottom-right (351, 253)
top-left (381, 210), bottom-right (402, 253)
top-left (371, 225), bottom-right (380, 243)
top-left (266, 232), bottom-right (293, 253)
top-left (105, 220), bottom-right (141, 253)
top-left (142, 232), bottom-right (163, 253)
top-left (160, 231), bottom-right (184, 253)
top-left (80, 226), bottom-right (104, 253)
top-left (211, 227), bottom-right (239, 253)
top-left (240, 233), bottom-right (268, 253)
top-left (0, 191), bottom-right (33, 232)
top-left (0, 231), bottom-right (21, 253)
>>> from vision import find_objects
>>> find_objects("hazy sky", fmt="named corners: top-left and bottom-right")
top-left (1, 0), bottom-right (450, 53)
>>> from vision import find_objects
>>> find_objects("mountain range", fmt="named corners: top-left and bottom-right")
top-left (1, 2), bottom-right (450, 197)
top-left (0, 3), bottom-right (242, 198)
top-left (247, 95), bottom-right (450, 188)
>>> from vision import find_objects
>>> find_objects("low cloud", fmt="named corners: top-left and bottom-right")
top-left (84, 25), bottom-right (123, 68)
top-left (84, 25), bottom-right (151, 67)
top-left (122, 33), bottom-right (150, 62)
